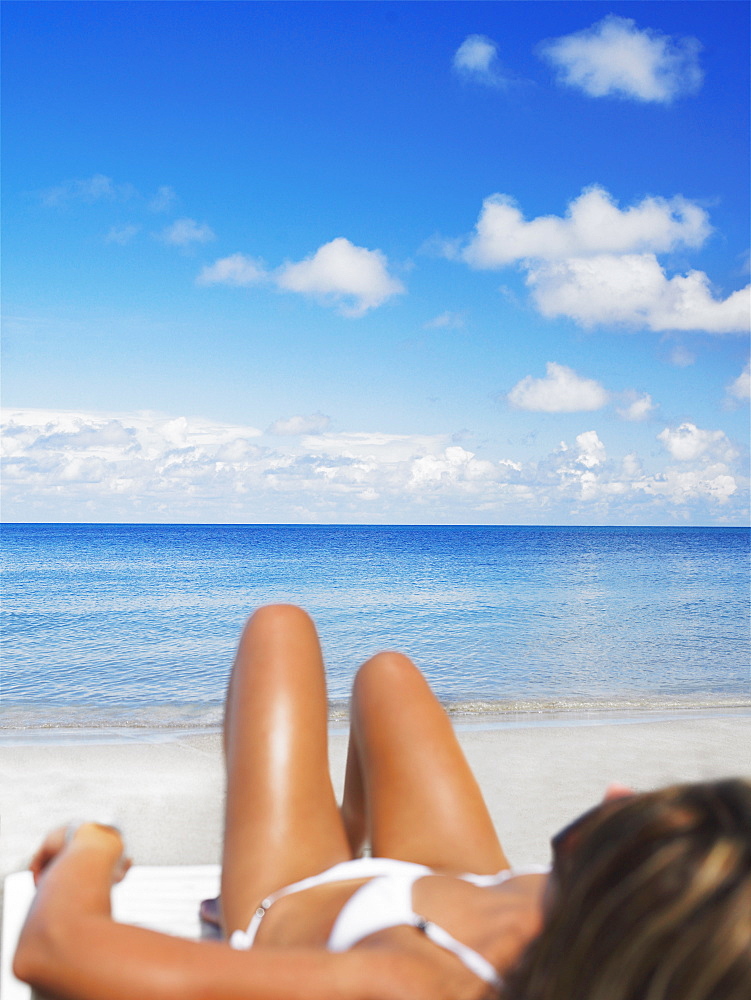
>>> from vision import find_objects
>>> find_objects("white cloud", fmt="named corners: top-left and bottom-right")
top-left (0, 409), bottom-right (265, 500)
top-left (454, 34), bottom-right (496, 74)
top-left (159, 218), bottom-right (215, 247)
top-left (41, 174), bottom-right (135, 207)
top-left (575, 430), bottom-right (606, 468)
top-left (508, 362), bottom-right (610, 413)
top-left (196, 239), bottom-right (403, 315)
top-left (105, 224), bottom-right (140, 245)
top-left (455, 187), bottom-right (747, 334)
top-left (423, 311), bottom-right (466, 330)
top-left (527, 254), bottom-right (750, 334)
top-left (622, 453), bottom-right (642, 478)
top-left (546, 430), bottom-right (742, 509)
top-left (268, 413), bottom-right (331, 436)
top-left (545, 431), bottom-right (613, 501)
top-left (296, 431), bottom-right (440, 464)
top-left (2, 409), bottom-right (745, 522)
top-left (657, 423), bottom-right (737, 463)
top-left (453, 35), bottom-right (508, 88)
top-left (539, 15), bottom-right (703, 103)
top-left (148, 186), bottom-right (177, 212)
top-left (409, 446), bottom-right (495, 488)
top-left (275, 238), bottom-right (404, 317)
top-left (197, 253), bottom-right (267, 287)
top-left (634, 465), bottom-right (738, 506)
top-left (726, 363), bottom-right (750, 402)
top-left (463, 187), bottom-right (710, 269)
top-left (40, 176), bottom-right (180, 216)
top-left (617, 392), bottom-right (656, 422)
top-left (668, 345), bottom-right (696, 368)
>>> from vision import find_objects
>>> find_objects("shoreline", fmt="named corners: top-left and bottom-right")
top-left (2, 699), bottom-right (750, 747)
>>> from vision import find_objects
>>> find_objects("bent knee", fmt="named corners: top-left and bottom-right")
top-left (354, 650), bottom-right (423, 695)
top-left (243, 603), bottom-right (313, 635)
top-left (235, 605), bottom-right (317, 662)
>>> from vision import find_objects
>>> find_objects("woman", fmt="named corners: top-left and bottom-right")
top-left (14, 604), bottom-right (751, 1000)
top-left (504, 778), bottom-right (751, 1000)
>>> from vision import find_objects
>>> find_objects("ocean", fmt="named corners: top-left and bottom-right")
top-left (2, 524), bottom-right (749, 736)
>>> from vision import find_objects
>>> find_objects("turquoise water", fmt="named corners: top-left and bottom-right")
top-left (2, 524), bottom-right (749, 730)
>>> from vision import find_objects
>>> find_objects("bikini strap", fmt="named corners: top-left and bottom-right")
top-left (415, 917), bottom-right (503, 988)
top-left (465, 863), bottom-right (551, 887)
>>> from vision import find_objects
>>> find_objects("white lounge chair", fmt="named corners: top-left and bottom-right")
top-left (1, 865), bottom-right (221, 1000)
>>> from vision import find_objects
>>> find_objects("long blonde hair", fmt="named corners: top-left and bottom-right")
top-left (503, 779), bottom-right (751, 1000)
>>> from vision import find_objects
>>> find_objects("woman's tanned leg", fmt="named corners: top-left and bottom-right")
top-left (341, 728), bottom-right (368, 857)
top-left (344, 651), bottom-right (508, 874)
top-left (221, 605), bottom-right (350, 937)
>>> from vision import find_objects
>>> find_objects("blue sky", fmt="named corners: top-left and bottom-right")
top-left (2, 0), bottom-right (749, 525)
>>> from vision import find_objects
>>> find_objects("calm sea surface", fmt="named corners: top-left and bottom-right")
top-left (2, 524), bottom-right (749, 732)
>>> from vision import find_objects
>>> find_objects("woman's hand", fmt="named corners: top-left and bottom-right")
top-left (29, 825), bottom-right (69, 886)
top-left (30, 823), bottom-right (130, 887)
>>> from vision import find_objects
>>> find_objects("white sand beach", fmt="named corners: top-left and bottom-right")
top-left (3, 711), bottom-right (750, 882)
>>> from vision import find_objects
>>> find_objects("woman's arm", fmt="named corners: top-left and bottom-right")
top-left (13, 825), bottom-right (436, 1000)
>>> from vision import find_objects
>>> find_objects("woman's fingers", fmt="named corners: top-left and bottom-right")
top-left (603, 782), bottom-right (634, 801)
top-left (112, 855), bottom-right (132, 884)
top-left (30, 824), bottom-right (130, 887)
top-left (29, 826), bottom-right (68, 885)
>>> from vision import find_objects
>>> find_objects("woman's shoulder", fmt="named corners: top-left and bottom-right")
top-left (408, 870), bottom-right (546, 983)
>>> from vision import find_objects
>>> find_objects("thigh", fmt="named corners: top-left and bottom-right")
top-left (347, 651), bottom-right (508, 874)
top-left (221, 605), bottom-right (351, 936)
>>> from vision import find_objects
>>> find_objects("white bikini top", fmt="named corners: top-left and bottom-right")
top-left (230, 856), bottom-right (549, 988)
